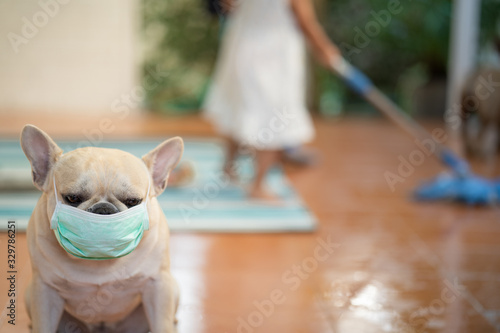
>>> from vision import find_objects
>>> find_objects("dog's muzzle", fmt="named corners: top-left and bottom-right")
top-left (87, 202), bottom-right (119, 215)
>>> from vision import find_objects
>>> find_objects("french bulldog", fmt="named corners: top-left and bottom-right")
top-left (20, 124), bottom-right (183, 333)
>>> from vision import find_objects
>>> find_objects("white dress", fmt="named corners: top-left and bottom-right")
top-left (203, 0), bottom-right (315, 150)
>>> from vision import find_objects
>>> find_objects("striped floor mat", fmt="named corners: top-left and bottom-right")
top-left (0, 139), bottom-right (317, 233)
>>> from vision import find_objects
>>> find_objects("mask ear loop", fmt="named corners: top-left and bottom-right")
top-left (50, 177), bottom-right (61, 229)
top-left (143, 176), bottom-right (151, 230)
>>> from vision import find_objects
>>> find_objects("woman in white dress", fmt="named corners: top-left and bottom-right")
top-left (204, 0), bottom-right (339, 200)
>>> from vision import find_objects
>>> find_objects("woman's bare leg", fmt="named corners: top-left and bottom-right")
top-left (249, 150), bottom-right (282, 200)
top-left (224, 138), bottom-right (240, 181)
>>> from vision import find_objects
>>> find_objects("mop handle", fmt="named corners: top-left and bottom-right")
top-left (330, 57), bottom-right (469, 176)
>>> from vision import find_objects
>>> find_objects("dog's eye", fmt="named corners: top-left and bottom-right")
top-left (64, 194), bottom-right (83, 206)
top-left (124, 198), bottom-right (142, 208)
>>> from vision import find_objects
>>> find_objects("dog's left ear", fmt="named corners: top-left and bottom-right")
top-left (142, 137), bottom-right (184, 196)
top-left (20, 124), bottom-right (63, 192)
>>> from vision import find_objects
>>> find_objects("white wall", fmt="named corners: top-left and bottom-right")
top-left (0, 0), bottom-right (140, 115)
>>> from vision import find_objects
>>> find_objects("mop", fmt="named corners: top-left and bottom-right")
top-left (330, 57), bottom-right (500, 205)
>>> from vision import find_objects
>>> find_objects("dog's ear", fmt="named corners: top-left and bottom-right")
top-left (20, 125), bottom-right (63, 192)
top-left (142, 137), bottom-right (184, 196)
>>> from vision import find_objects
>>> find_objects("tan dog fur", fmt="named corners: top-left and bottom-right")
top-left (20, 124), bottom-right (182, 333)
top-left (461, 68), bottom-right (500, 160)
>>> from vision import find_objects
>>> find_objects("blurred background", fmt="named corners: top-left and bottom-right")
top-left (141, 0), bottom-right (500, 118)
top-left (0, 0), bottom-right (499, 120)
top-left (1, 1), bottom-right (500, 332)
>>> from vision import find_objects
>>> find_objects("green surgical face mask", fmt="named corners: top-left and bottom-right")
top-left (50, 178), bottom-right (150, 260)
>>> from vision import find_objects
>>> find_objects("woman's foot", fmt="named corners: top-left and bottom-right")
top-left (248, 185), bottom-right (281, 203)
top-left (282, 146), bottom-right (319, 167)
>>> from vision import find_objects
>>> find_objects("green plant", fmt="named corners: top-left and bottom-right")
top-left (142, 0), bottom-right (220, 114)
top-left (317, 0), bottom-right (500, 115)
top-left (141, 0), bottom-right (500, 115)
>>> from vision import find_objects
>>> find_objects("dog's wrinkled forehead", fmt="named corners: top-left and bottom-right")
top-left (53, 147), bottom-right (149, 197)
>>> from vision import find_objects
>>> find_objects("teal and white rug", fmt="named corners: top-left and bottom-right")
top-left (0, 139), bottom-right (317, 233)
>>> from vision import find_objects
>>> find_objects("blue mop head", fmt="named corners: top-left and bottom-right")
top-left (414, 149), bottom-right (500, 205)
top-left (414, 172), bottom-right (500, 205)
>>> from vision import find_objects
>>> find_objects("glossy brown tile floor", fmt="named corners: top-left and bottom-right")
top-left (0, 113), bottom-right (499, 333)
